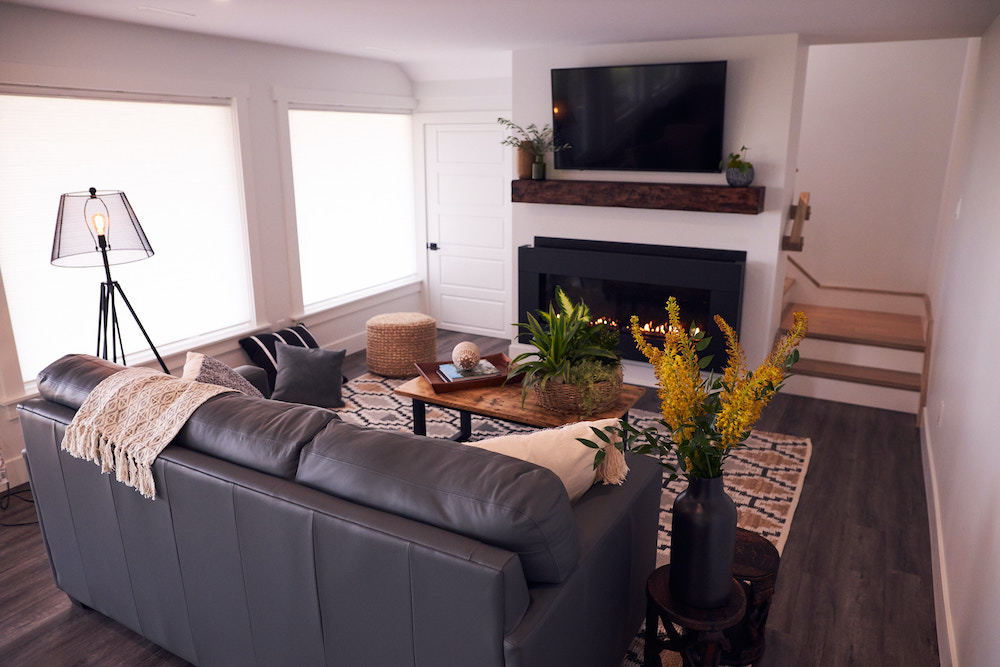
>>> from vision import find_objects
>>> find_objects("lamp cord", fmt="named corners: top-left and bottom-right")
top-left (0, 482), bottom-right (37, 527)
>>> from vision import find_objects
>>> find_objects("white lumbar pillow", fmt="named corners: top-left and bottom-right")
top-left (466, 418), bottom-right (625, 504)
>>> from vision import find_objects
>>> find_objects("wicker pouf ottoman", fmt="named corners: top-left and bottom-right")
top-left (365, 312), bottom-right (437, 378)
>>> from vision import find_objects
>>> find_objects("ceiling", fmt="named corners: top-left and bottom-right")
top-left (7, 0), bottom-right (1000, 79)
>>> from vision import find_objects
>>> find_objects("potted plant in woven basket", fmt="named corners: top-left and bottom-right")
top-left (508, 286), bottom-right (622, 415)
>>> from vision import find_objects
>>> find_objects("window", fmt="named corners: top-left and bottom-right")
top-left (0, 93), bottom-right (253, 383)
top-left (287, 109), bottom-right (416, 310)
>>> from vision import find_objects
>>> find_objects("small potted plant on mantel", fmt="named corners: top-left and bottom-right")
top-left (724, 145), bottom-right (755, 187)
top-left (507, 286), bottom-right (622, 416)
top-left (498, 117), bottom-right (570, 180)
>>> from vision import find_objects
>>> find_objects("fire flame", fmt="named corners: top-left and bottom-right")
top-left (593, 317), bottom-right (700, 338)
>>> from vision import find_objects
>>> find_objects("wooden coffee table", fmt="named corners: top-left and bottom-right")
top-left (394, 376), bottom-right (646, 441)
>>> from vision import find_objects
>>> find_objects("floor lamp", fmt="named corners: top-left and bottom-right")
top-left (50, 188), bottom-right (168, 373)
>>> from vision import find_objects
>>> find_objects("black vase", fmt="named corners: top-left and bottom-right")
top-left (669, 475), bottom-right (737, 608)
top-left (531, 159), bottom-right (546, 180)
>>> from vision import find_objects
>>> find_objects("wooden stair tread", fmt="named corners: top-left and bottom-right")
top-left (793, 358), bottom-right (922, 391)
top-left (782, 303), bottom-right (925, 351)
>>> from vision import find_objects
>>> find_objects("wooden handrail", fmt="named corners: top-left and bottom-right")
top-left (786, 255), bottom-right (928, 300)
top-left (782, 192), bottom-right (810, 251)
top-left (785, 254), bottom-right (934, 423)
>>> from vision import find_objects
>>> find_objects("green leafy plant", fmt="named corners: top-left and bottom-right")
top-left (508, 286), bottom-right (619, 406)
top-left (725, 145), bottom-right (753, 174)
top-left (497, 117), bottom-right (571, 159)
top-left (566, 358), bottom-right (620, 415)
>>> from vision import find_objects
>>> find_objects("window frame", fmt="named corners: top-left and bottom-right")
top-left (272, 87), bottom-right (421, 319)
top-left (0, 77), bottom-right (261, 397)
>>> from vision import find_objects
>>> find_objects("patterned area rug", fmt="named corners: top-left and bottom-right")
top-left (335, 374), bottom-right (812, 666)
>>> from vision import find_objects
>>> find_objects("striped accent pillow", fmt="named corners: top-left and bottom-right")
top-left (238, 324), bottom-right (319, 392)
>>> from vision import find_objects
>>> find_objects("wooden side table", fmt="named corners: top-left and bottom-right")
top-left (644, 564), bottom-right (746, 667)
top-left (721, 528), bottom-right (781, 666)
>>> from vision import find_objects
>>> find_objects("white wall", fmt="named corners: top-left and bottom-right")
top-left (0, 3), bottom-right (424, 488)
top-left (794, 39), bottom-right (971, 301)
top-left (413, 77), bottom-right (512, 112)
top-left (511, 34), bottom-right (808, 367)
top-left (925, 14), bottom-right (1000, 667)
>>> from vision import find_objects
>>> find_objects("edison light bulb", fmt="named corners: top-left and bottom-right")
top-left (91, 212), bottom-right (107, 236)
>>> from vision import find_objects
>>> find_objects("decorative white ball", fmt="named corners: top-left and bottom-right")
top-left (452, 341), bottom-right (481, 370)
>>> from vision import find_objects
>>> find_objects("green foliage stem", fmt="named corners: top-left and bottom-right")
top-left (724, 145), bottom-right (753, 174)
top-left (497, 117), bottom-right (571, 156)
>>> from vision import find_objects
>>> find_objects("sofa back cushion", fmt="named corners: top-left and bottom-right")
top-left (36, 354), bottom-right (338, 480)
top-left (37, 354), bottom-right (123, 408)
top-left (295, 420), bottom-right (581, 584)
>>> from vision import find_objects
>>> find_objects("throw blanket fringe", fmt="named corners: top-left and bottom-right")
top-left (62, 367), bottom-right (231, 499)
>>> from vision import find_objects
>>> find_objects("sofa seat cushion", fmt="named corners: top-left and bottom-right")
top-left (295, 421), bottom-right (581, 584)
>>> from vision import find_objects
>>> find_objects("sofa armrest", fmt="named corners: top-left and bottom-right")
top-left (235, 364), bottom-right (270, 398)
top-left (502, 452), bottom-right (662, 667)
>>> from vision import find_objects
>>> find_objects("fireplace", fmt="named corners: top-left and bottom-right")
top-left (518, 237), bottom-right (745, 374)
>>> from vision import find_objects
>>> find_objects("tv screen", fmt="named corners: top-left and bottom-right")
top-left (552, 61), bottom-right (727, 173)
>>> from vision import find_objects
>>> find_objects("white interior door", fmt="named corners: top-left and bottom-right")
top-left (424, 121), bottom-right (512, 338)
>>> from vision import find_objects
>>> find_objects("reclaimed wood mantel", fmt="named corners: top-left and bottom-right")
top-left (511, 179), bottom-right (765, 215)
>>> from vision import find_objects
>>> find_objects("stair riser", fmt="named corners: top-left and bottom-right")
top-left (795, 338), bottom-right (924, 374)
top-left (783, 375), bottom-right (920, 414)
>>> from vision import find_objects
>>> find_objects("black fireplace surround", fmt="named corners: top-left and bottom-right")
top-left (518, 237), bottom-right (745, 374)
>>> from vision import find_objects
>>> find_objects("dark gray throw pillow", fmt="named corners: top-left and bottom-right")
top-left (270, 343), bottom-right (346, 408)
top-left (238, 323), bottom-right (319, 392)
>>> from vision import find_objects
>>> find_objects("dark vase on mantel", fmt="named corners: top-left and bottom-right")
top-left (531, 155), bottom-right (546, 180)
top-left (669, 474), bottom-right (737, 608)
top-left (725, 165), bottom-right (755, 187)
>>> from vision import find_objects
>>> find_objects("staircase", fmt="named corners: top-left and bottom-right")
top-left (777, 195), bottom-right (931, 417)
top-left (779, 265), bottom-right (931, 417)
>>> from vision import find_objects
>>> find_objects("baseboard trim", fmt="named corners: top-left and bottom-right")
top-left (2, 451), bottom-right (28, 491)
top-left (921, 415), bottom-right (957, 666)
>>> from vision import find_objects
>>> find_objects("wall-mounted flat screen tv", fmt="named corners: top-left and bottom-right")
top-left (552, 60), bottom-right (727, 173)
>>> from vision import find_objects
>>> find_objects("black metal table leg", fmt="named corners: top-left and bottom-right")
top-left (411, 399), bottom-right (427, 436)
top-left (449, 411), bottom-right (473, 442)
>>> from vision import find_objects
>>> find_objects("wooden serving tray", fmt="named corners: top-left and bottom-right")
top-left (414, 352), bottom-right (515, 394)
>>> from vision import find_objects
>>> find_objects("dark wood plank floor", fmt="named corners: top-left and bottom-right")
top-left (0, 331), bottom-right (938, 665)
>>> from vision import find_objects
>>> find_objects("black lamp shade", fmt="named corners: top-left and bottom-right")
top-left (51, 189), bottom-right (154, 267)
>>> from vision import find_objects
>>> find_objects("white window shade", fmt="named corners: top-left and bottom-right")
top-left (288, 109), bottom-right (417, 309)
top-left (0, 94), bottom-right (253, 383)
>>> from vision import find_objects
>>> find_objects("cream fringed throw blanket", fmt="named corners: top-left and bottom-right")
top-left (61, 368), bottom-right (231, 499)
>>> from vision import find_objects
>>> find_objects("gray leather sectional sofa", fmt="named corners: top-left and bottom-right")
top-left (18, 354), bottom-right (662, 666)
